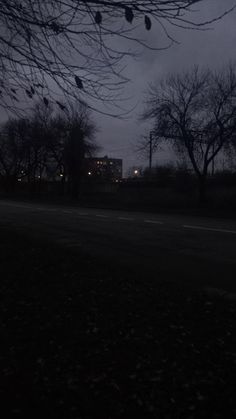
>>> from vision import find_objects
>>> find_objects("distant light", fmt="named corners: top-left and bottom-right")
top-left (60, 173), bottom-right (64, 177)
top-left (18, 178), bottom-right (22, 182)
top-left (38, 176), bottom-right (41, 179)
top-left (134, 170), bottom-right (138, 175)
top-left (88, 172), bottom-right (92, 175)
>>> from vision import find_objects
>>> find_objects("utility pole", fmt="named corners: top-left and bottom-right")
top-left (149, 130), bottom-right (154, 170)
top-left (211, 142), bottom-right (215, 176)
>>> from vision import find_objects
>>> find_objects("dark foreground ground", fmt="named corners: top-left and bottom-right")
top-left (1, 228), bottom-right (236, 419)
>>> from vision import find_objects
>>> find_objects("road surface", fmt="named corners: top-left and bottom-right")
top-left (1, 199), bottom-right (236, 292)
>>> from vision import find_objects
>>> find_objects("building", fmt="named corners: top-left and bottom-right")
top-left (85, 156), bottom-right (122, 181)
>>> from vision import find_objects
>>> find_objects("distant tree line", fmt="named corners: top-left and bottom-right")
top-left (0, 102), bottom-right (98, 198)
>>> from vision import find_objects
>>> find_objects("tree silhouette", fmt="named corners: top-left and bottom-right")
top-left (56, 103), bottom-right (99, 198)
top-left (143, 65), bottom-right (236, 203)
top-left (0, 101), bottom-right (98, 196)
top-left (0, 1), bottom-right (234, 113)
top-left (0, 118), bottom-right (30, 191)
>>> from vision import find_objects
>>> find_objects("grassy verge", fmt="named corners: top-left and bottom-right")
top-left (1, 228), bottom-right (235, 418)
top-left (2, 192), bottom-right (236, 220)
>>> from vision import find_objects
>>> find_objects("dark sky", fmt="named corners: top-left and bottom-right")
top-left (94, 0), bottom-right (236, 175)
top-left (0, 1), bottom-right (235, 175)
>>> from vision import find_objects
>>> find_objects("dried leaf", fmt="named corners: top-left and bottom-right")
top-left (75, 75), bottom-right (83, 89)
top-left (125, 7), bottom-right (134, 23)
top-left (95, 11), bottom-right (102, 25)
top-left (34, 83), bottom-right (44, 89)
top-left (43, 97), bottom-right (49, 106)
top-left (56, 101), bottom-right (66, 110)
top-left (25, 89), bottom-right (33, 98)
top-left (51, 21), bottom-right (61, 34)
top-left (145, 15), bottom-right (152, 30)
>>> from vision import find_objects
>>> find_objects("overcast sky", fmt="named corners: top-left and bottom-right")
top-left (1, 1), bottom-right (236, 175)
top-left (94, 0), bottom-right (236, 175)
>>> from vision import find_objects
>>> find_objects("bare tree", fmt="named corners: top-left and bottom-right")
top-left (143, 65), bottom-right (236, 202)
top-left (0, 118), bottom-right (30, 191)
top-left (0, 1), bottom-right (234, 113)
top-left (0, 101), bottom-right (98, 197)
top-left (0, 108), bottom-right (54, 194)
top-left (48, 102), bottom-right (99, 197)
top-left (25, 104), bottom-right (54, 192)
top-left (136, 130), bottom-right (161, 173)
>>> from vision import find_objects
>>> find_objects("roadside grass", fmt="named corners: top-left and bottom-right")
top-left (2, 188), bottom-right (236, 219)
top-left (1, 228), bottom-right (236, 418)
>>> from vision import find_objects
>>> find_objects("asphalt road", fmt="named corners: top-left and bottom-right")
top-left (1, 199), bottom-right (236, 292)
top-left (1, 199), bottom-right (236, 419)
